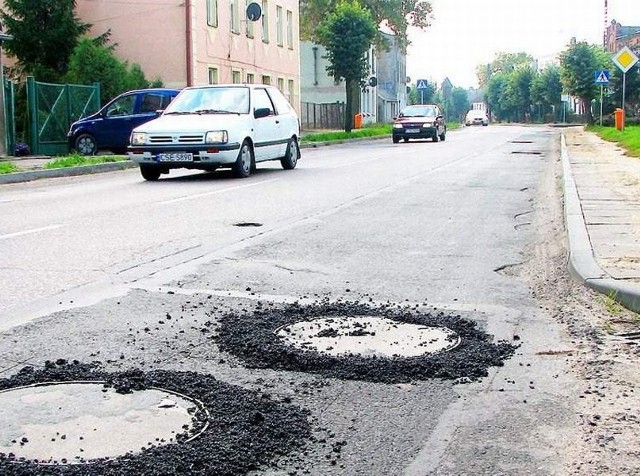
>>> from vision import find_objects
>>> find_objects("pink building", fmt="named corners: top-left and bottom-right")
top-left (74, 0), bottom-right (300, 109)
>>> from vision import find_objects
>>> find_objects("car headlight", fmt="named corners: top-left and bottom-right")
top-left (205, 131), bottom-right (228, 143)
top-left (422, 122), bottom-right (433, 127)
top-left (392, 123), bottom-right (403, 129)
top-left (130, 132), bottom-right (147, 145)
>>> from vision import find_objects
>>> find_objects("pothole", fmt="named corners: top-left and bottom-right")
top-left (0, 382), bottom-right (204, 464)
top-left (276, 316), bottom-right (460, 357)
top-left (0, 361), bottom-right (311, 474)
top-left (233, 222), bottom-right (263, 227)
top-left (214, 301), bottom-right (519, 384)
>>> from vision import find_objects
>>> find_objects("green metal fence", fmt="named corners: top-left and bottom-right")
top-left (3, 77), bottom-right (15, 155)
top-left (27, 76), bottom-right (100, 156)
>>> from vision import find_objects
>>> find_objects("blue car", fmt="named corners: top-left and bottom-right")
top-left (67, 88), bottom-right (180, 155)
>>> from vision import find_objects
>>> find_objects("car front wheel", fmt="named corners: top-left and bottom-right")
top-left (233, 140), bottom-right (254, 178)
top-left (281, 137), bottom-right (299, 170)
top-left (439, 130), bottom-right (446, 141)
top-left (432, 132), bottom-right (439, 142)
top-left (392, 136), bottom-right (400, 144)
top-left (74, 133), bottom-right (97, 156)
top-left (140, 165), bottom-right (161, 181)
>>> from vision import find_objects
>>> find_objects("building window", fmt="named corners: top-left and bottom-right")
top-left (208, 67), bottom-right (219, 84)
top-left (230, 0), bottom-right (239, 33)
top-left (261, 0), bottom-right (269, 42)
top-left (232, 70), bottom-right (242, 84)
top-left (287, 79), bottom-right (294, 102)
top-left (245, 0), bottom-right (254, 37)
top-left (276, 6), bottom-right (283, 46)
top-left (207, 0), bottom-right (218, 27)
top-left (277, 77), bottom-right (285, 92)
top-left (261, 75), bottom-right (271, 85)
top-left (286, 10), bottom-right (293, 49)
top-left (246, 73), bottom-right (255, 84)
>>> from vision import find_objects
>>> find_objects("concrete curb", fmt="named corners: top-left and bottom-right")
top-left (0, 160), bottom-right (137, 185)
top-left (560, 133), bottom-right (640, 313)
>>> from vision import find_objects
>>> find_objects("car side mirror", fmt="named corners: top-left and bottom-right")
top-left (254, 107), bottom-right (271, 119)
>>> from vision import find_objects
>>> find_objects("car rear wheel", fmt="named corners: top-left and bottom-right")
top-left (233, 140), bottom-right (254, 178)
top-left (281, 136), bottom-right (299, 170)
top-left (432, 132), bottom-right (439, 142)
top-left (439, 131), bottom-right (446, 141)
top-left (392, 136), bottom-right (400, 144)
top-left (403, 138), bottom-right (409, 143)
top-left (74, 133), bottom-right (97, 156)
top-left (140, 165), bottom-right (161, 181)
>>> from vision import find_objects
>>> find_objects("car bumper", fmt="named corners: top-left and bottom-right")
top-left (127, 143), bottom-right (241, 167)
top-left (392, 127), bottom-right (438, 139)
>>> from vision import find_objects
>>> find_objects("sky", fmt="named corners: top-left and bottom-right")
top-left (405, 0), bottom-right (640, 89)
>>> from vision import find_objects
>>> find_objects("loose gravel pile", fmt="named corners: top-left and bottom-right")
top-left (0, 360), bottom-right (311, 475)
top-left (214, 300), bottom-right (519, 383)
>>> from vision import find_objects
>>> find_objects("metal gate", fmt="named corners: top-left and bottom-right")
top-left (27, 76), bottom-right (100, 156)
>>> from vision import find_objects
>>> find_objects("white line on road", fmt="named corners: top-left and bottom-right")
top-left (0, 224), bottom-right (65, 241)
top-left (157, 178), bottom-right (282, 205)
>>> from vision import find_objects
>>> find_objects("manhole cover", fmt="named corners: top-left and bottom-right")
top-left (276, 316), bottom-right (460, 357)
top-left (0, 382), bottom-right (203, 464)
top-left (0, 362), bottom-right (311, 474)
top-left (214, 301), bottom-right (519, 384)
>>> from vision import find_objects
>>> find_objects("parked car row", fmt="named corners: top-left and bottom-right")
top-left (67, 85), bottom-right (300, 181)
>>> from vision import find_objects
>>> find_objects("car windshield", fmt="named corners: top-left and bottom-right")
top-left (164, 87), bottom-right (250, 115)
top-left (401, 106), bottom-right (436, 117)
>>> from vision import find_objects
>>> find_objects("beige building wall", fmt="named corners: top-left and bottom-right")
top-left (75, 0), bottom-right (300, 109)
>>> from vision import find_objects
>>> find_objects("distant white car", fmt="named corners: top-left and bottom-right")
top-left (465, 110), bottom-right (489, 126)
top-left (128, 84), bottom-right (300, 181)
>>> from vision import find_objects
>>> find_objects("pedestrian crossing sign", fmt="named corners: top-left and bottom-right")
top-left (416, 79), bottom-right (428, 90)
top-left (594, 70), bottom-right (610, 85)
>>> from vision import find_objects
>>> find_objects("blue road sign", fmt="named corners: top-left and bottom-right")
top-left (594, 70), bottom-right (610, 85)
top-left (416, 79), bottom-right (429, 89)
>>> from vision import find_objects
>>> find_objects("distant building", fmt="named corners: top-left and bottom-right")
top-left (71, 0), bottom-right (300, 109)
top-left (375, 32), bottom-right (407, 122)
top-left (300, 31), bottom-right (407, 128)
top-left (605, 20), bottom-right (640, 55)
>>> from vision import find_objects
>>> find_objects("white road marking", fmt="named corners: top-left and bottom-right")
top-left (0, 224), bottom-right (65, 241)
top-left (158, 178), bottom-right (282, 205)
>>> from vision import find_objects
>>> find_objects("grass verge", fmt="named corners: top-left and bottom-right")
top-left (44, 154), bottom-right (129, 169)
top-left (301, 122), bottom-right (460, 143)
top-left (587, 124), bottom-right (640, 157)
top-left (0, 161), bottom-right (20, 174)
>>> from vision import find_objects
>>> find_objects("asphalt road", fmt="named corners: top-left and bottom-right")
top-left (0, 125), bottom-right (583, 474)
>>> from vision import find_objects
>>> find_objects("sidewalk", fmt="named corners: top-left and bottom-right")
top-left (562, 126), bottom-right (640, 312)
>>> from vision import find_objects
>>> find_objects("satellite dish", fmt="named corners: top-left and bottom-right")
top-left (246, 2), bottom-right (262, 21)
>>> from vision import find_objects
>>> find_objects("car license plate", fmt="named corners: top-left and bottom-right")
top-left (158, 152), bottom-right (193, 162)
top-left (406, 128), bottom-right (420, 133)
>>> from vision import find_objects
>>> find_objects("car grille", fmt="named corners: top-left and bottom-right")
top-left (148, 134), bottom-right (204, 144)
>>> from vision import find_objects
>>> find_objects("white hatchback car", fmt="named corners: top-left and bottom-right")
top-left (128, 84), bottom-right (300, 180)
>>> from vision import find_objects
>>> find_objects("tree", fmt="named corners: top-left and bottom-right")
top-left (1, 0), bottom-right (90, 82)
top-left (317, 0), bottom-right (377, 131)
top-left (559, 39), bottom-right (609, 124)
top-left (531, 65), bottom-right (562, 122)
top-left (447, 87), bottom-right (470, 122)
top-left (476, 52), bottom-right (534, 89)
top-left (64, 38), bottom-right (154, 104)
top-left (301, 0), bottom-right (432, 49)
